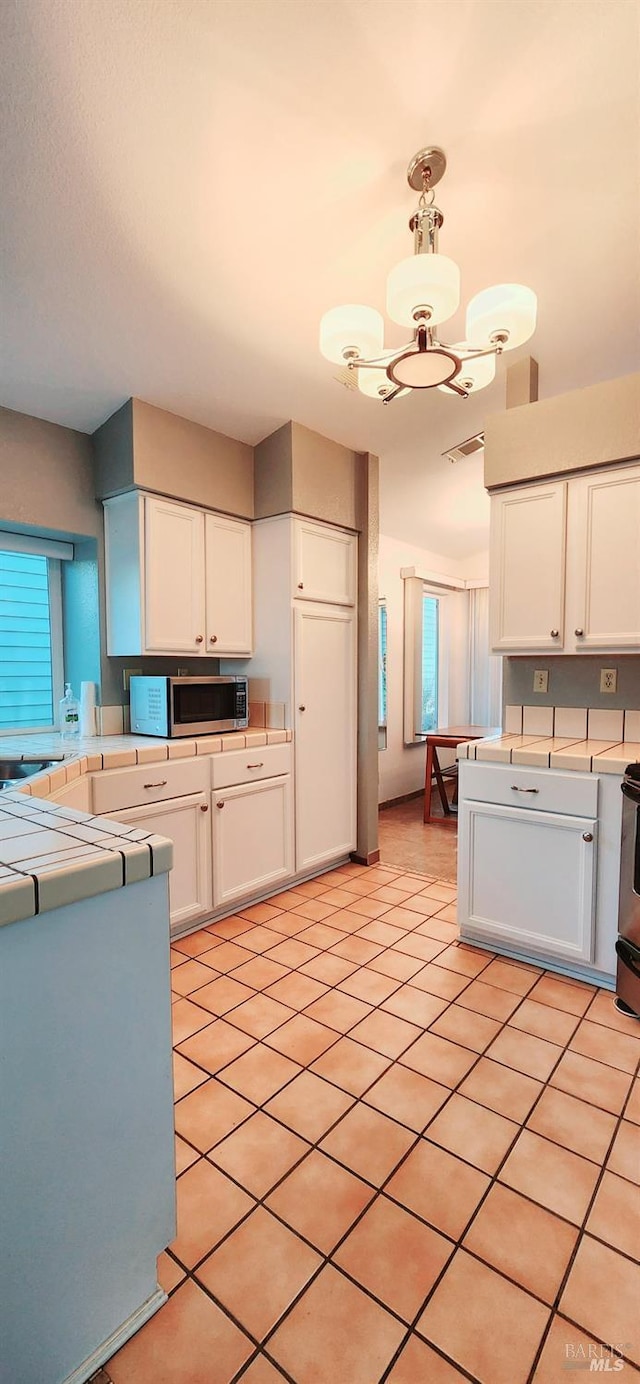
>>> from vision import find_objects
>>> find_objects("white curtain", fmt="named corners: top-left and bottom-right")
top-left (468, 586), bottom-right (502, 728)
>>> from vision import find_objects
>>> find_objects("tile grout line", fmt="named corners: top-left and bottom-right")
top-left (160, 865), bottom-right (640, 1384)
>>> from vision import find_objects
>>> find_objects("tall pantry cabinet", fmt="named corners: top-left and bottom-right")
top-left (228, 516), bottom-right (357, 874)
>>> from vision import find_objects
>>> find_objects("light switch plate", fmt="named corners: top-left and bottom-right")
top-left (600, 668), bottom-right (618, 693)
top-left (533, 670), bottom-right (549, 694)
top-left (122, 667), bottom-right (142, 693)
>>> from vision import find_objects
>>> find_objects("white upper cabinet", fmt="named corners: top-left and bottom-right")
top-left (566, 465), bottom-right (640, 651)
top-left (204, 512), bottom-right (252, 655)
top-left (145, 497), bottom-right (206, 653)
top-left (490, 482), bottom-right (567, 652)
top-left (489, 463), bottom-right (640, 654)
top-left (293, 519), bottom-right (356, 606)
top-left (104, 492), bottom-right (252, 657)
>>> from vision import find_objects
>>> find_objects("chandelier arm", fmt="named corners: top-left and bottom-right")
top-left (440, 379), bottom-right (470, 399)
top-left (348, 347), bottom-right (414, 371)
top-left (451, 344), bottom-right (502, 363)
top-left (381, 385), bottom-right (407, 405)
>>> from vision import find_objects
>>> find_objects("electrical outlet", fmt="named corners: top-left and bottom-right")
top-left (600, 668), bottom-right (618, 693)
top-left (122, 667), bottom-right (142, 693)
top-left (177, 666), bottom-right (190, 677)
top-left (533, 670), bottom-right (549, 694)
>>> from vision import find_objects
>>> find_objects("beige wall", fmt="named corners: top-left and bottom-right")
top-left (253, 422), bottom-right (294, 517)
top-left (0, 406), bottom-right (100, 539)
top-left (94, 397), bottom-right (254, 518)
top-left (291, 422), bottom-right (358, 529)
top-left (485, 371), bottom-right (640, 489)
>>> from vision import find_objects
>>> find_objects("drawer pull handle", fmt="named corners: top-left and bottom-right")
top-left (216, 800), bottom-right (225, 809)
top-left (144, 780), bottom-right (168, 789)
top-left (550, 629), bottom-right (559, 638)
top-left (583, 831), bottom-right (593, 842)
top-left (510, 785), bottom-right (540, 793)
top-left (246, 762), bottom-right (264, 769)
top-left (575, 628), bottom-right (584, 637)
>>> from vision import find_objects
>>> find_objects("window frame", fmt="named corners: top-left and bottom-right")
top-left (403, 573), bottom-right (456, 746)
top-left (0, 532), bottom-right (68, 736)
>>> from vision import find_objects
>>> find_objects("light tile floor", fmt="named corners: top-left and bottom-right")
top-left (107, 861), bottom-right (640, 1384)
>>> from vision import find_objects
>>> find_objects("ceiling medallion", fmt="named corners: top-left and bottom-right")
top-left (319, 146), bottom-right (537, 404)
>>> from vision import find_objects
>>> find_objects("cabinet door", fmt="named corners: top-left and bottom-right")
top-left (458, 799), bottom-right (596, 964)
top-left (489, 483), bottom-right (567, 651)
top-left (105, 793), bottom-right (212, 931)
top-left (567, 465), bottom-right (640, 651)
top-left (204, 513), bottom-right (252, 655)
top-left (211, 775), bottom-right (293, 908)
top-left (294, 605), bottom-right (356, 872)
top-left (144, 497), bottom-right (205, 654)
top-left (293, 520), bottom-right (356, 606)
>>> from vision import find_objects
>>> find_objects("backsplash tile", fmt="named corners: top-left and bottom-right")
top-left (522, 706), bottom-right (554, 737)
top-left (624, 710), bottom-right (640, 742)
top-left (96, 705), bottom-right (124, 736)
top-left (504, 705), bottom-right (523, 734)
top-left (249, 701), bottom-right (266, 728)
top-left (266, 702), bottom-right (286, 730)
top-left (554, 707), bottom-right (588, 739)
top-left (587, 709), bottom-right (624, 742)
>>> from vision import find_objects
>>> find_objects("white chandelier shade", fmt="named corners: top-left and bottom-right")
top-left (318, 146), bottom-right (538, 404)
top-left (319, 304), bottom-right (385, 365)
top-left (386, 253), bottom-right (460, 327)
top-left (465, 284), bottom-right (537, 351)
top-left (437, 346), bottom-right (496, 394)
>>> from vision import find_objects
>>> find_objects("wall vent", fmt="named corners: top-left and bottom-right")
top-left (442, 431), bottom-right (485, 464)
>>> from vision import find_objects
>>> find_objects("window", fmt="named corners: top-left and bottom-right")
top-left (0, 536), bottom-right (66, 733)
top-left (420, 593), bottom-right (439, 733)
top-left (378, 600), bottom-right (388, 751)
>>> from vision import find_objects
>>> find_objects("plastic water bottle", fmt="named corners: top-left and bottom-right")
top-left (59, 683), bottom-right (80, 740)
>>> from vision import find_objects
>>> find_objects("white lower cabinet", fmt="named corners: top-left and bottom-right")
top-left (458, 761), bottom-right (598, 967)
top-left (211, 774), bottom-right (293, 908)
top-left (103, 792), bottom-right (213, 931)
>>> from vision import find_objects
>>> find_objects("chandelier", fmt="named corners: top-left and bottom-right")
top-left (319, 146), bottom-right (537, 404)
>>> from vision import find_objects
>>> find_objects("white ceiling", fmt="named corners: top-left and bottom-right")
top-left (1, 0), bottom-right (639, 559)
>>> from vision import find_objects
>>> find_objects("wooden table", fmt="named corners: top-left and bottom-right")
top-left (423, 726), bottom-right (495, 825)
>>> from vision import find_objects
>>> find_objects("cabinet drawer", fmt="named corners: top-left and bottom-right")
top-left (211, 743), bottom-right (292, 789)
top-left (91, 757), bottom-right (209, 813)
top-left (460, 762), bottom-right (598, 816)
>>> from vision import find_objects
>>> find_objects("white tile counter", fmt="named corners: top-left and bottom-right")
top-left (0, 729), bottom-right (292, 926)
top-left (457, 733), bottom-right (640, 775)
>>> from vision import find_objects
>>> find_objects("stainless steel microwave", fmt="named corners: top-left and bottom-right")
top-left (129, 675), bottom-right (248, 738)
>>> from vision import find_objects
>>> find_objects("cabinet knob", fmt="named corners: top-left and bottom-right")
top-left (550, 629), bottom-right (559, 638)
top-left (574, 628), bottom-right (584, 637)
top-left (583, 831), bottom-right (593, 842)
top-left (298, 705), bottom-right (306, 712)
top-left (200, 804), bottom-right (209, 812)
top-left (297, 582), bottom-right (304, 589)
top-left (216, 800), bottom-right (225, 809)
top-left (209, 635), bottom-right (218, 644)
top-left (195, 635), bottom-right (204, 644)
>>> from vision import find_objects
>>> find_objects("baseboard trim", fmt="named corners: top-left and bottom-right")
top-left (63, 1286), bottom-right (166, 1384)
top-left (378, 790), bottom-right (423, 810)
top-left (350, 849), bottom-right (380, 866)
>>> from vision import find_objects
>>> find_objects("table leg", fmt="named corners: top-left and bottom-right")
top-left (432, 748), bottom-right (451, 816)
top-left (423, 742), bottom-right (434, 823)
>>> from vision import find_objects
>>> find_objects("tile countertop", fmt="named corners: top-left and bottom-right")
top-left (0, 729), bottom-right (292, 928)
top-left (457, 733), bottom-right (640, 774)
